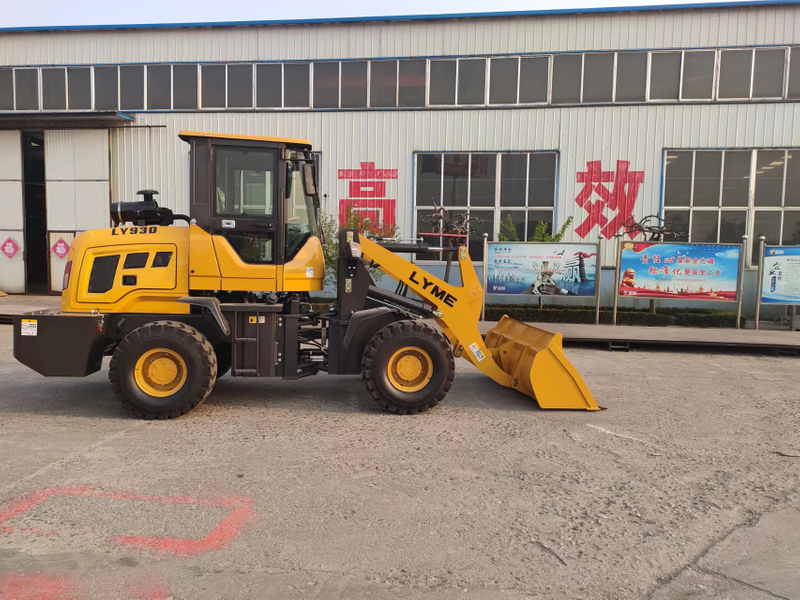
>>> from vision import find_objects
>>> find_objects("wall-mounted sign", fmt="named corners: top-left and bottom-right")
top-left (1, 237), bottom-right (20, 259)
top-left (618, 242), bottom-right (740, 301)
top-left (51, 238), bottom-right (70, 260)
top-left (487, 243), bottom-right (597, 296)
top-left (761, 246), bottom-right (800, 305)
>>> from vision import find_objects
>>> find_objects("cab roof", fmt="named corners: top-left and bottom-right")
top-left (178, 131), bottom-right (312, 148)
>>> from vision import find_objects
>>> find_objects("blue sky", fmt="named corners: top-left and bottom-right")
top-left (5, 0), bottom-right (751, 28)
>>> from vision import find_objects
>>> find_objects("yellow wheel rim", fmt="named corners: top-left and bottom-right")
top-left (134, 347), bottom-right (187, 397)
top-left (387, 346), bottom-right (433, 393)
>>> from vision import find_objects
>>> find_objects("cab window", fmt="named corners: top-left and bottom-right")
top-left (285, 161), bottom-right (319, 259)
top-left (215, 147), bottom-right (276, 217)
top-left (225, 232), bottom-right (274, 264)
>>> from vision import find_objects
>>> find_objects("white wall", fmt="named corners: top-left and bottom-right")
top-left (0, 131), bottom-right (24, 293)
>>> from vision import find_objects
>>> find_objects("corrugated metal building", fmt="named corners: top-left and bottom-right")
top-left (1, 1), bottom-right (799, 314)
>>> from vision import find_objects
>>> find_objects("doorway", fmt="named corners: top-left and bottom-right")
top-left (22, 131), bottom-right (48, 294)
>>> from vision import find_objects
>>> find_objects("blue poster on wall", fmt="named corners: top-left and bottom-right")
top-left (487, 243), bottom-right (598, 296)
top-left (618, 242), bottom-right (741, 301)
top-left (761, 246), bottom-right (800, 304)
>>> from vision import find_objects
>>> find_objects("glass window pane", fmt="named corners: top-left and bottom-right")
top-left (147, 65), bottom-right (171, 109)
top-left (650, 52), bottom-right (681, 100)
top-left (753, 211), bottom-right (782, 262)
top-left (256, 64), bottom-right (282, 108)
top-left (519, 56), bottom-right (548, 103)
top-left (15, 69), bottom-right (39, 110)
top-left (663, 210), bottom-right (689, 241)
top-left (94, 66), bottom-right (118, 110)
top-left (430, 60), bottom-right (456, 105)
top-left (582, 53), bottom-right (614, 103)
top-left (551, 54), bottom-right (582, 104)
top-left (721, 151), bottom-right (751, 207)
top-left (690, 211), bottom-right (719, 243)
top-left (499, 210), bottom-right (525, 241)
top-left (398, 60), bottom-right (426, 108)
top-left (173, 65), bottom-right (198, 110)
top-left (341, 61), bottom-right (367, 108)
top-left (785, 150), bottom-right (800, 206)
top-left (719, 49), bottom-right (753, 99)
top-left (754, 150), bottom-right (785, 207)
top-left (681, 51), bottom-right (715, 100)
top-left (489, 57), bottom-right (518, 104)
top-left (201, 65), bottom-right (225, 108)
top-left (789, 48), bottom-right (800, 99)
top-left (527, 210), bottom-right (554, 241)
top-left (719, 211), bottom-right (747, 243)
top-left (692, 151), bottom-right (722, 207)
top-left (469, 154), bottom-right (496, 207)
top-left (120, 65), bottom-right (144, 110)
top-left (369, 60), bottom-right (397, 108)
top-left (529, 153), bottom-right (556, 207)
top-left (753, 49), bottom-right (785, 98)
top-left (416, 209), bottom-right (442, 261)
top-left (416, 154), bottom-right (441, 206)
top-left (215, 147), bottom-right (276, 217)
top-left (0, 69), bottom-right (13, 110)
top-left (227, 64), bottom-right (253, 108)
top-left (442, 154), bottom-right (469, 206)
top-left (615, 52), bottom-right (647, 102)
top-left (67, 67), bottom-right (91, 109)
top-left (313, 62), bottom-right (338, 109)
top-left (284, 63), bottom-right (310, 108)
top-left (500, 154), bottom-right (527, 207)
top-left (42, 68), bottom-right (66, 110)
top-left (782, 211), bottom-right (800, 244)
top-left (664, 151), bottom-right (693, 206)
top-left (458, 59), bottom-right (486, 105)
top-left (468, 211), bottom-right (493, 259)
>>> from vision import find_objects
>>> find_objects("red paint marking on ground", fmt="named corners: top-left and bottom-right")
top-left (0, 487), bottom-right (253, 555)
top-left (112, 497), bottom-right (253, 555)
top-left (0, 572), bottom-right (78, 600)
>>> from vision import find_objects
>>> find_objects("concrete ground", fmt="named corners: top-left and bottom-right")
top-left (0, 324), bottom-right (799, 600)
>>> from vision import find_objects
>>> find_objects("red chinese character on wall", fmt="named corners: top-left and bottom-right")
top-left (338, 162), bottom-right (398, 232)
top-left (574, 160), bottom-right (645, 239)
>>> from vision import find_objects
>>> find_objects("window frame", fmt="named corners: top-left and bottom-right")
top-left (661, 148), bottom-right (800, 267)
top-left (413, 150), bottom-right (560, 265)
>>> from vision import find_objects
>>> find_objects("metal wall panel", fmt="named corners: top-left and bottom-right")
top-left (45, 130), bottom-right (109, 180)
top-left (46, 181), bottom-right (77, 230)
top-left (0, 181), bottom-right (24, 230)
top-left (3, 6), bottom-right (800, 65)
top-left (104, 101), bottom-right (800, 270)
top-left (0, 230), bottom-right (24, 293)
top-left (0, 130), bottom-right (21, 180)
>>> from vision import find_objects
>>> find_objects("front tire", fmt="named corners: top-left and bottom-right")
top-left (362, 321), bottom-right (455, 414)
top-left (109, 320), bottom-right (217, 419)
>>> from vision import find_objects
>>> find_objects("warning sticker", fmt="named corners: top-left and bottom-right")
top-left (21, 319), bottom-right (38, 336)
top-left (248, 316), bottom-right (256, 324)
top-left (258, 316), bottom-right (266, 324)
top-left (306, 267), bottom-right (314, 278)
top-left (468, 342), bottom-right (485, 362)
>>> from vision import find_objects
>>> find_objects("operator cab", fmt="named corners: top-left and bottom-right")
top-left (179, 131), bottom-right (320, 270)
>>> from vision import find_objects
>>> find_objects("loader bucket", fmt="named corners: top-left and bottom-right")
top-left (484, 316), bottom-right (599, 410)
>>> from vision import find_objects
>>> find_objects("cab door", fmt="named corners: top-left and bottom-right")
top-left (210, 144), bottom-right (281, 291)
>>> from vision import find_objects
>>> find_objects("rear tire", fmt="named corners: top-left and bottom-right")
top-left (109, 320), bottom-right (217, 419)
top-left (362, 320), bottom-right (455, 414)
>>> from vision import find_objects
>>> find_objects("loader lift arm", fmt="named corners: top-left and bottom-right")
top-left (354, 233), bottom-right (599, 411)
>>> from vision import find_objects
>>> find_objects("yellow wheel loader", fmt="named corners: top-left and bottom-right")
top-left (13, 132), bottom-right (597, 419)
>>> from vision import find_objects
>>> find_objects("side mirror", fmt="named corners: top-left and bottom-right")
top-left (302, 163), bottom-right (317, 196)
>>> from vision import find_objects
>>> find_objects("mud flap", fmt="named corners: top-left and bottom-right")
top-left (484, 316), bottom-right (598, 410)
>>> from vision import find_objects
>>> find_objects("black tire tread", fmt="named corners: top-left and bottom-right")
top-left (361, 320), bottom-right (455, 414)
top-left (108, 320), bottom-right (217, 420)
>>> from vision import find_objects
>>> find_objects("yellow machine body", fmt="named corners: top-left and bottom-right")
top-left (62, 224), bottom-right (324, 314)
top-left (357, 237), bottom-right (598, 410)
